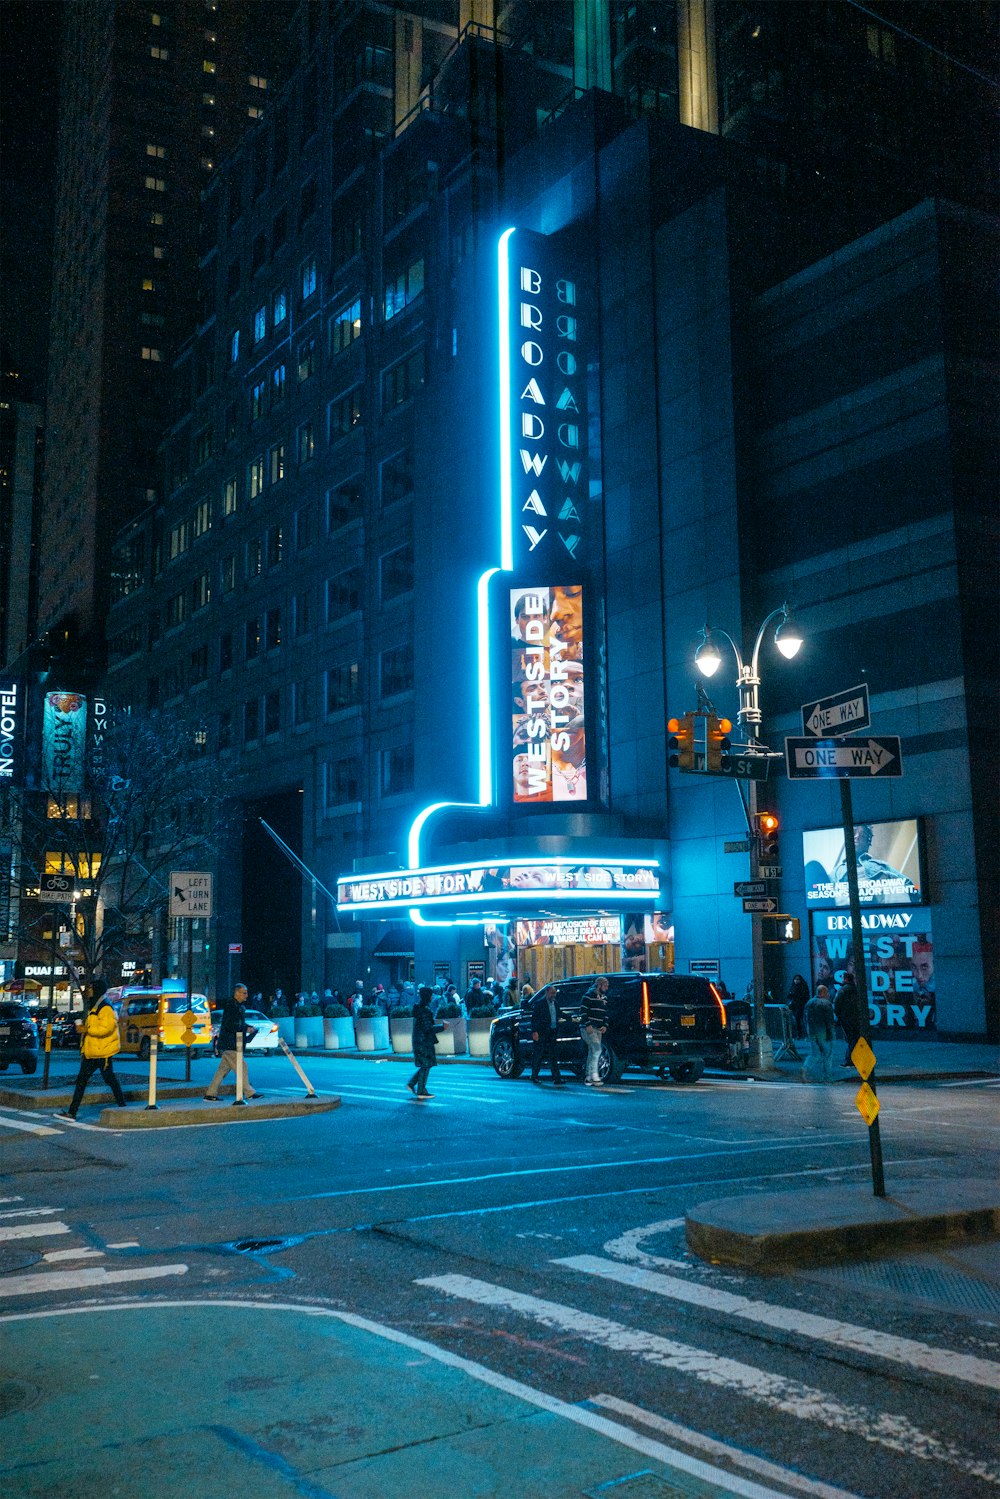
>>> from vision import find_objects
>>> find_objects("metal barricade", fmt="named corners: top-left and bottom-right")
top-left (764, 1004), bottom-right (803, 1062)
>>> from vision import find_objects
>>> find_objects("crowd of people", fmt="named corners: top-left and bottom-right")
top-left (247, 975), bottom-right (534, 1021)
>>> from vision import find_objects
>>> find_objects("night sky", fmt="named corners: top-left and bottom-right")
top-left (1, 0), bottom-right (61, 400)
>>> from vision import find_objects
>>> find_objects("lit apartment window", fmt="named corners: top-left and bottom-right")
top-left (230, 328), bottom-right (240, 363)
top-left (169, 520), bottom-right (189, 559)
top-left (202, 59), bottom-right (217, 74)
top-left (144, 176), bottom-right (166, 192)
top-left (297, 338), bottom-right (316, 382)
top-left (331, 298), bottom-right (362, 355)
top-left (269, 442), bottom-right (285, 484)
top-left (298, 422), bottom-right (315, 465)
top-left (202, 124), bottom-right (215, 139)
top-left (223, 475), bottom-right (238, 515)
top-left (250, 379), bottom-right (266, 421)
top-left (150, 45), bottom-right (169, 60)
top-left (151, 12), bottom-right (162, 23)
top-left (202, 93), bottom-right (216, 106)
top-left (141, 346), bottom-right (163, 362)
top-left (249, 74), bottom-right (268, 89)
top-left (383, 257), bottom-right (424, 320)
top-left (152, 246), bottom-right (165, 259)
top-left (301, 258), bottom-right (317, 300)
top-left (190, 573), bottom-right (210, 612)
top-left (246, 539), bottom-right (262, 577)
top-left (271, 362), bottom-right (286, 402)
top-left (201, 157), bottom-right (214, 171)
top-left (149, 211), bottom-right (164, 225)
top-left (247, 106), bottom-right (264, 120)
top-left (248, 455), bottom-right (264, 499)
top-left (146, 143), bottom-right (166, 158)
top-left (142, 277), bottom-right (154, 291)
top-left (193, 498), bottom-right (212, 535)
top-left (273, 289), bottom-right (287, 326)
top-left (254, 305), bottom-right (266, 342)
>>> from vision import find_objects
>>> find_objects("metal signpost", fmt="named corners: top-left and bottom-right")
top-left (169, 873), bottom-right (213, 1083)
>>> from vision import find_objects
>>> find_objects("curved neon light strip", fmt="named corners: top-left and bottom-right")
top-left (401, 229), bottom-right (518, 927)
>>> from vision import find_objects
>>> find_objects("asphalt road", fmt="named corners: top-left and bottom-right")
top-left (2, 1052), bottom-right (999, 1499)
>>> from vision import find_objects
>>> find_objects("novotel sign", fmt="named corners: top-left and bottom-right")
top-left (0, 679), bottom-right (23, 784)
top-left (337, 859), bottom-right (660, 915)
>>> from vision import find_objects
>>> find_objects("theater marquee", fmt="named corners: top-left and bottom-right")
top-left (337, 858), bottom-right (660, 916)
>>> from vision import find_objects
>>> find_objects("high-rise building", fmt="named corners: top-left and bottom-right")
top-left (0, 367), bottom-right (44, 667)
top-left (34, 0), bottom-right (294, 652)
top-left (86, 3), bottom-right (1000, 1039)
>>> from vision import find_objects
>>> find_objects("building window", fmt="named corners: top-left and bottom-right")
top-left (195, 429), bottom-right (213, 467)
top-left (271, 362), bottom-right (287, 402)
top-left (326, 662), bottom-right (360, 712)
top-left (331, 298), bottom-right (362, 355)
top-left (247, 106), bottom-right (263, 121)
top-left (221, 554), bottom-right (235, 593)
top-left (383, 257), bottom-right (424, 320)
top-left (203, 58), bottom-right (217, 74)
top-left (382, 347), bottom-right (424, 412)
top-left (248, 455), bottom-right (264, 499)
top-left (327, 568), bottom-right (361, 621)
top-left (297, 338), bottom-right (316, 382)
top-left (149, 45), bottom-right (169, 60)
top-left (263, 690), bottom-right (280, 737)
top-left (189, 644), bottom-right (209, 684)
top-left (292, 680), bottom-right (313, 727)
top-left (220, 631), bottom-right (233, 672)
top-left (226, 259), bottom-right (241, 299)
top-left (381, 743), bottom-right (414, 796)
top-left (298, 421), bottom-right (315, 465)
top-left (168, 520), bottom-right (189, 560)
top-left (166, 591), bottom-right (186, 628)
top-left (301, 257), bottom-right (317, 300)
top-left (230, 328), bottom-right (240, 363)
top-left (332, 209), bottom-right (362, 268)
top-left (328, 388), bottom-right (361, 441)
top-left (245, 616), bottom-right (260, 659)
top-left (273, 287), bottom-right (287, 325)
top-left (381, 448), bottom-right (413, 508)
top-left (269, 441), bottom-right (285, 485)
top-left (249, 73), bottom-right (268, 89)
top-left (243, 699), bottom-right (259, 744)
top-left (294, 505), bottom-right (311, 551)
top-left (219, 709), bottom-right (232, 751)
top-left (254, 305), bottom-right (267, 342)
top-left (292, 590), bottom-right (311, 636)
top-left (251, 232), bottom-right (266, 274)
top-left (193, 497), bottom-right (212, 536)
top-left (225, 401), bottom-right (238, 442)
top-left (299, 176), bottom-right (317, 228)
top-left (190, 573), bottom-right (210, 612)
top-left (141, 346), bottom-right (163, 361)
top-left (250, 379), bottom-right (267, 421)
top-left (265, 605), bottom-right (281, 649)
top-left (146, 143), bottom-right (166, 158)
top-left (325, 755), bottom-right (360, 809)
top-left (246, 538), bottom-right (262, 577)
top-left (266, 526), bottom-right (283, 569)
top-left (224, 475), bottom-right (238, 515)
top-left (380, 543), bottom-right (413, 603)
top-left (326, 478), bottom-right (362, 530)
top-left (380, 644), bottom-right (413, 699)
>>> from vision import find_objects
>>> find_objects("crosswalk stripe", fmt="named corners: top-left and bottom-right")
top-left (43, 1247), bottom-right (105, 1262)
top-left (556, 1255), bottom-right (1000, 1390)
top-left (0, 1221), bottom-right (70, 1243)
top-left (0, 1206), bottom-right (62, 1219)
top-left (418, 1273), bottom-right (1000, 1486)
top-left (0, 1112), bottom-right (61, 1137)
top-left (590, 1394), bottom-right (862, 1499)
top-left (0, 1263), bottom-right (188, 1298)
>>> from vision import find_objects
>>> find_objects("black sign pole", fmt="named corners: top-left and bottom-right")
top-left (185, 920), bottom-right (193, 1082)
top-left (839, 778), bottom-right (886, 1197)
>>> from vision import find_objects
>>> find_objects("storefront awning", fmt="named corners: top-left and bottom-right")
top-left (372, 926), bottom-right (414, 959)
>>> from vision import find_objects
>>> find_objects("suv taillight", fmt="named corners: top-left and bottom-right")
top-left (709, 983), bottom-right (727, 1027)
top-left (640, 981), bottom-right (651, 1027)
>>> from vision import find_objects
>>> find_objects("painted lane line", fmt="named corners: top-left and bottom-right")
top-left (418, 1273), bottom-right (1000, 1486)
top-left (602, 1218), bottom-right (688, 1269)
top-left (0, 1221), bottom-right (70, 1243)
top-left (0, 1196), bottom-right (24, 1203)
top-left (0, 1113), bottom-right (61, 1137)
top-left (0, 1297), bottom-right (798, 1499)
top-left (43, 1247), bottom-right (105, 1263)
top-left (556, 1255), bottom-right (1000, 1391)
top-left (0, 1207), bottom-right (62, 1220)
top-left (0, 1263), bottom-right (188, 1298)
top-left (591, 1394), bottom-right (863, 1499)
top-left (107, 1241), bottom-right (141, 1249)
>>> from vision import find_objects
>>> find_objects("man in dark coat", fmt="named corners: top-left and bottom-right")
top-left (530, 988), bottom-right (564, 1086)
top-left (204, 984), bottom-right (261, 1101)
top-left (408, 985), bottom-right (441, 1099)
top-left (834, 973), bottom-right (865, 1067)
top-left (786, 974), bottom-right (810, 1038)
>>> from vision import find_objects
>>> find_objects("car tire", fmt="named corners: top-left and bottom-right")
top-left (21, 1058), bottom-right (38, 1075)
top-left (669, 1058), bottom-right (705, 1083)
top-left (491, 1037), bottom-right (524, 1079)
top-left (138, 1036), bottom-right (151, 1061)
top-left (0, 1061), bottom-right (8, 1072)
top-left (599, 1044), bottom-right (625, 1082)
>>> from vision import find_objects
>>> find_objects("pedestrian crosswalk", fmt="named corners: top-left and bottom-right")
top-left (0, 1198), bottom-right (188, 1302)
top-left (416, 1257), bottom-right (1000, 1490)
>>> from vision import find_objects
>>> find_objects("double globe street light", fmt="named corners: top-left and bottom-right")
top-left (694, 604), bottom-right (803, 1070)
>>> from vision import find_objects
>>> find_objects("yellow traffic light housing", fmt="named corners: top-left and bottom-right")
top-left (756, 810), bottom-right (780, 860)
top-left (705, 715), bottom-right (733, 772)
top-left (667, 713), bottom-right (696, 771)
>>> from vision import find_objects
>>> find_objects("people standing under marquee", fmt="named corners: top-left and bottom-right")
top-left (407, 986), bottom-right (442, 1100)
top-left (530, 987), bottom-right (564, 1086)
top-left (581, 975), bottom-right (609, 1086)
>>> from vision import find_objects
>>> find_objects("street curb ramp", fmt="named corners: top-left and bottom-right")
top-left (685, 1177), bottom-right (1000, 1270)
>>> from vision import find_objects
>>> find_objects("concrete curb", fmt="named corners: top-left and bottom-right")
top-left (0, 1083), bottom-right (210, 1111)
top-left (99, 1095), bottom-right (341, 1128)
top-left (685, 1177), bottom-right (1000, 1270)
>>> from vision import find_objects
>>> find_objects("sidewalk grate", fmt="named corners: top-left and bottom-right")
top-left (805, 1257), bottom-right (1000, 1318)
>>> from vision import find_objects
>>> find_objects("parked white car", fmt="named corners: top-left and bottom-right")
top-left (211, 1009), bottom-right (281, 1056)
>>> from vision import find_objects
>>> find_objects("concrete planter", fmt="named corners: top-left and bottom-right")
top-left (276, 1018), bottom-right (296, 1047)
top-left (323, 1017), bottom-right (355, 1050)
top-left (294, 1016), bottom-right (324, 1049)
top-left (389, 1017), bottom-right (414, 1054)
top-left (467, 1016), bottom-right (495, 1057)
top-left (436, 1017), bottom-right (467, 1056)
top-left (355, 1015), bottom-right (390, 1052)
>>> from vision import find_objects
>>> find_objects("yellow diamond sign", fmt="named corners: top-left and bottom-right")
top-left (181, 1010), bottom-right (197, 1047)
top-left (855, 1081), bottom-right (880, 1126)
top-left (851, 1036), bottom-right (876, 1080)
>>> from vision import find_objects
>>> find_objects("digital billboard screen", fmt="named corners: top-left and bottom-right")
top-left (802, 818), bottom-right (923, 907)
top-left (511, 584), bottom-right (586, 802)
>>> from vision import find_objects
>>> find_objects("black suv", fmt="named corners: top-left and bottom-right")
top-left (0, 1002), bottom-right (40, 1075)
top-left (490, 972), bottom-right (750, 1084)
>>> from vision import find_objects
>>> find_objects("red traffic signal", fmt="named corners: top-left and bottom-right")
top-left (756, 811), bottom-right (780, 859)
top-left (667, 713), bottom-right (696, 771)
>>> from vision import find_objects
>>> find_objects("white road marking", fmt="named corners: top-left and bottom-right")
top-left (418, 1273), bottom-right (1000, 1485)
top-left (592, 1394), bottom-right (862, 1499)
top-left (106, 1241), bottom-right (140, 1249)
top-left (0, 1264), bottom-right (188, 1298)
top-left (43, 1247), bottom-right (105, 1262)
top-left (940, 1078), bottom-right (1000, 1088)
top-left (0, 1206), bottom-right (61, 1219)
top-left (0, 1221), bottom-right (70, 1243)
top-left (601, 1218), bottom-right (688, 1269)
top-left (0, 1112), bottom-right (61, 1137)
top-left (0, 1196), bottom-right (24, 1203)
top-left (557, 1255), bottom-right (1000, 1390)
top-left (0, 1298), bottom-right (802, 1499)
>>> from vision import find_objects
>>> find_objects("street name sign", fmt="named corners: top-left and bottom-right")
top-left (169, 870), bottom-right (213, 919)
top-left (724, 839), bottom-right (750, 854)
top-left (757, 864), bottom-right (782, 879)
top-left (800, 684), bottom-right (870, 738)
top-left (734, 881), bottom-right (769, 898)
top-left (784, 735), bottom-right (902, 780)
top-left (718, 753), bottom-right (771, 781)
top-left (742, 896), bottom-right (778, 914)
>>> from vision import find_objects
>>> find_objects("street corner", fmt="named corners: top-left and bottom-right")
top-left (98, 1094), bottom-right (342, 1127)
top-left (0, 1298), bottom-right (737, 1499)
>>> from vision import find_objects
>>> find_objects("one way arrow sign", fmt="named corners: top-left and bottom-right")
top-left (742, 896), bottom-right (778, 914)
top-left (784, 736), bottom-right (903, 780)
top-left (169, 870), bottom-right (213, 918)
top-left (801, 684), bottom-right (870, 738)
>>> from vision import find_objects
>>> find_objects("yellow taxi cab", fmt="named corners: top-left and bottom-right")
top-left (107, 981), bottom-right (213, 1059)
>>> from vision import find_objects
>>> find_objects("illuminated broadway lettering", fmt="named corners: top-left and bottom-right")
top-left (520, 451), bottom-right (548, 477)
top-left (523, 490), bottom-right (547, 516)
top-left (558, 500), bottom-right (581, 521)
top-left (557, 460), bottom-right (581, 485)
top-left (521, 378), bottom-right (545, 404)
top-left (522, 526), bottom-right (548, 550)
top-left (560, 534), bottom-right (581, 556)
top-left (555, 388), bottom-right (579, 411)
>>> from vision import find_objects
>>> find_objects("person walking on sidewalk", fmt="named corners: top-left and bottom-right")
top-left (407, 985), bottom-right (442, 1099)
top-left (834, 972), bottom-right (864, 1067)
top-left (786, 973), bottom-right (810, 1038)
top-left (59, 979), bottom-right (128, 1119)
top-left (204, 985), bottom-right (262, 1101)
top-left (531, 988), bottom-right (564, 1086)
top-left (802, 984), bottom-right (836, 1082)
top-left (581, 975), bottom-right (609, 1086)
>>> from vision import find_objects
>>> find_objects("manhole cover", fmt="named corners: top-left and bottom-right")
top-left (0, 1378), bottom-right (41, 1419)
top-left (0, 1246), bottom-right (42, 1273)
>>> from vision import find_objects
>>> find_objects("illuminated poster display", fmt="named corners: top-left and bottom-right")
top-left (803, 819), bottom-right (923, 906)
top-left (511, 583), bottom-right (586, 801)
top-left (812, 909), bottom-right (936, 1033)
top-left (516, 916), bottom-right (621, 947)
top-left (41, 690), bottom-right (87, 796)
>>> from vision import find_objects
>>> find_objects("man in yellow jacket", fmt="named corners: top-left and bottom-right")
top-left (59, 978), bottom-right (128, 1119)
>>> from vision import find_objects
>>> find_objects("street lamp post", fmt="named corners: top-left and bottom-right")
top-left (695, 604), bottom-right (802, 1070)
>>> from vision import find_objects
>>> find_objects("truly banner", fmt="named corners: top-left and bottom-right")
top-left (41, 690), bottom-right (87, 796)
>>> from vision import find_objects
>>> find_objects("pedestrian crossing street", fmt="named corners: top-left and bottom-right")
top-left (0, 1196), bottom-right (188, 1301)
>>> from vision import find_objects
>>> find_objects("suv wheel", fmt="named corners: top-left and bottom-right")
top-left (20, 1057), bottom-right (38, 1075)
top-left (599, 1044), bottom-right (625, 1083)
top-left (491, 1037), bottom-right (523, 1079)
top-left (669, 1058), bottom-right (705, 1083)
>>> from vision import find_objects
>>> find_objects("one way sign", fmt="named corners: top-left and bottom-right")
top-left (169, 870), bottom-right (213, 918)
top-left (784, 736), bottom-right (903, 780)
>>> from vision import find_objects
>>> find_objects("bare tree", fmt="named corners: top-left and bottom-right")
top-left (1, 707), bottom-right (232, 993)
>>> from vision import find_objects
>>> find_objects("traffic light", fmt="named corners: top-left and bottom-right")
top-left (761, 915), bottom-right (800, 943)
top-left (705, 715), bottom-right (732, 772)
top-left (756, 810), bottom-right (780, 860)
top-left (667, 713), bottom-right (696, 771)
